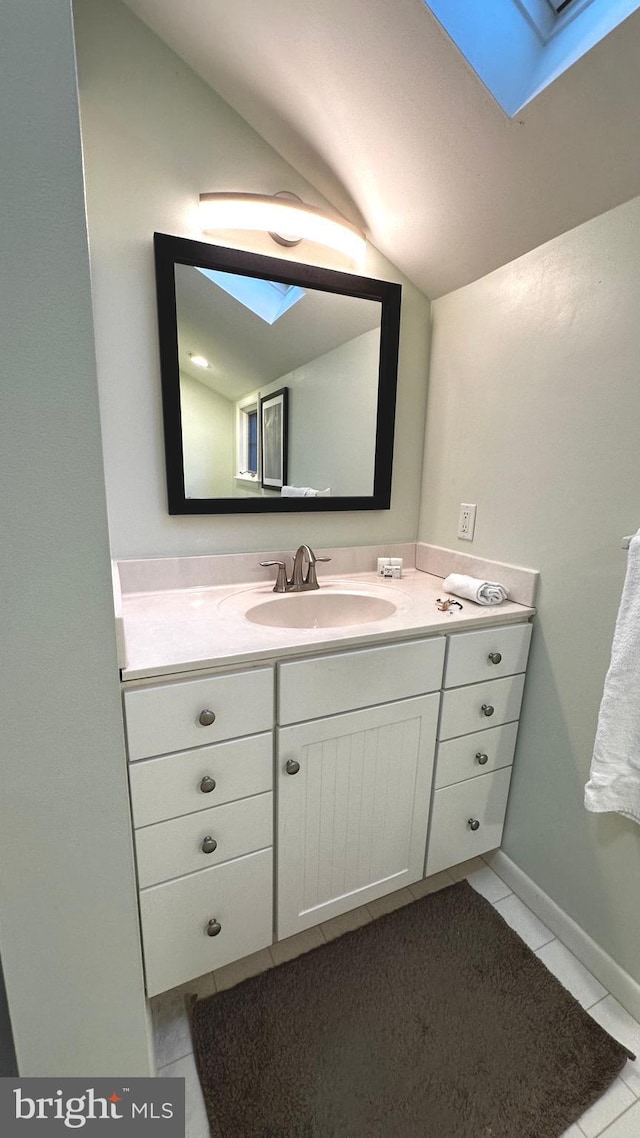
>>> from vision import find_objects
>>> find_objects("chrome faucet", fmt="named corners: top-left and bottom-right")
top-left (260, 545), bottom-right (331, 592)
top-left (292, 544), bottom-right (323, 590)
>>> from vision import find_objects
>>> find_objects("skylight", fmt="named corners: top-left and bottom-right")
top-left (196, 267), bottom-right (305, 325)
top-left (423, 0), bottom-right (640, 116)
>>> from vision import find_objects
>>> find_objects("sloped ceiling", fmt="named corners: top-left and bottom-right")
top-left (123, 0), bottom-right (640, 298)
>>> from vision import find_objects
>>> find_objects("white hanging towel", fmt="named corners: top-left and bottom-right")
top-left (442, 573), bottom-right (509, 606)
top-left (585, 530), bottom-right (640, 825)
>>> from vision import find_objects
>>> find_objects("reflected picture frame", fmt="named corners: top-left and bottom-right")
top-left (260, 387), bottom-right (288, 490)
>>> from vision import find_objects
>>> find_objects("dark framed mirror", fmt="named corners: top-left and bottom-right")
top-left (154, 232), bottom-right (401, 514)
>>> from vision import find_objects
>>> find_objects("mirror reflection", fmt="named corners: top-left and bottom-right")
top-left (177, 264), bottom-right (381, 500)
top-left (154, 235), bottom-right (401, 514)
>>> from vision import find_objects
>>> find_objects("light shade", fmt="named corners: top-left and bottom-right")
top-left (199, 192), bottom-right (366, 264)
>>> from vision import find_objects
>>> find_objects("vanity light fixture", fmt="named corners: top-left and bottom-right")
top-left (198, 192), bottom-right (367, 265)
top-left (188, 352), bottom-right (211, 369)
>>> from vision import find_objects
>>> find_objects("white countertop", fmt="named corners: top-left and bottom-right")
top-left (120, 568), bottom-right (535, 682)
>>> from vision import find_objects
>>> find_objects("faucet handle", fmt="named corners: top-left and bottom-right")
top-left (305, 555), bottom-right (331, 589)
top-left (259, 560), bottom-right (288, 593)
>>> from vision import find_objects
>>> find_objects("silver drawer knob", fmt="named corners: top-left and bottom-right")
top-left (206, 918), bottom-right (222, 937)
top-left (199, 775), bottom-right (216, 794)
top-left (285, 759), bottom-right (300, 775)
top-left (468, 818), bottom-right (480, 831)
top-left (201, 835), bottom-right (218, 854)
top-left (481, 704), bottom-right (495, 717)
top-left (198, 709), bottom-right (216, 727)
top-left (476, 752), bottom-right (489, 765)
top-left (488, 651), bottom-right (502, 665)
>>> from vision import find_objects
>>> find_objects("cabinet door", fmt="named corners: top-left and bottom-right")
top-left (277, 694), bottom-right (439, 939)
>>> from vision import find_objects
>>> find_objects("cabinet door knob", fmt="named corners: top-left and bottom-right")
top-left (201, 835), bottom-right (218, 854)
top-left (488, 651), bottom-right (502, 665)
top-left (481, 704), bottom-right (495, 717)
top-left (285, 759), bottom-right (300, 775)
top-left (476, 752), bottom-right (489, 765)
top-left (199, 775), bottom-right (216, 794)
top-left (198, 709), bottom-right (216, 726)
top-left (468, 818), bottom-right (480, 831)
top-left (206, 919), bottom-right (222, 937)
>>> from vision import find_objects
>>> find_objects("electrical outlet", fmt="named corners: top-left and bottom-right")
top-left (457, 502), bottom-right (477, 541)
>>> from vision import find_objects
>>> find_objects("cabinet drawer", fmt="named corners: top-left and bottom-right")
top-left (278, 638), bottom-right (445, 725)
top-left (444, 623), bottom-right (531, 689)
top-left (438, 673), bottom-right (525, 741)
top-left (425, 766), bottom-right (512, 876)
top-left (124, 667), bottom-right (273, 760)
top-left (135, 792), bottom-right (273, 889)
top-left (434, 722), bottom-right (519, 789)
top-left (128, 733), bottom-right (272, 828)
top-left (140, 848), bottom-right (273, 997)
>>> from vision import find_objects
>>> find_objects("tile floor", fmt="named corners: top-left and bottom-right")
top-left (152, 858), bottom-right (640, 1138)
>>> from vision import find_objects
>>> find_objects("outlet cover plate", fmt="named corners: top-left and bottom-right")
top-left (457, 502), bottom-right (477, 541)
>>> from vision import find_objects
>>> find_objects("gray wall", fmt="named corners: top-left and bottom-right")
top-left (0, 0), bottom-right (151, 1074)
top-left (419, 193), bottom-right (640, 982)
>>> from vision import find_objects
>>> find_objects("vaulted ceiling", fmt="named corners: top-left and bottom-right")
top-left (123, 0), bottom-right (640, 298)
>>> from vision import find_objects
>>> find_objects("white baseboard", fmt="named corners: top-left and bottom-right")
top-left (486, 850), bottom-right (640, 1021)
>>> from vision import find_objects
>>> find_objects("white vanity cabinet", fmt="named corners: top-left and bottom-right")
top-left (425, 623), bottom-right (532, 875)
top-left (276, 639), bottom-right (444, 939)
top-left (120, 617), bottom-right (533, 996)
top-left (123, 667), bottom-right (274, 997)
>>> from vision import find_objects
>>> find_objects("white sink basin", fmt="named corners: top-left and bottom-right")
top-left (244, 590), bottom-right (398, 629)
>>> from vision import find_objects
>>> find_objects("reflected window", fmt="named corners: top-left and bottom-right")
top-left (247, 408), bottom-right (258, 476)
top-left (237, 401), bottom-right (259, 481)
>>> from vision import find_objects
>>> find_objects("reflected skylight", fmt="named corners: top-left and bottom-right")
top-left (196, 267), bottom-right (305, 325)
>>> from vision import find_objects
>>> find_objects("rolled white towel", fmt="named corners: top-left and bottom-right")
top-left (442, 573), bottom-right (509, 606)
top-left (281, 485), bottom-right (331, 497)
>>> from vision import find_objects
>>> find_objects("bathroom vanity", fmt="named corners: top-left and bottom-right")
top-left (117, 554), bottom-right (535, 997)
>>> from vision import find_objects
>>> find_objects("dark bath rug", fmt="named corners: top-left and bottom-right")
top-left (190, 880), bottom-right (633, 1138)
